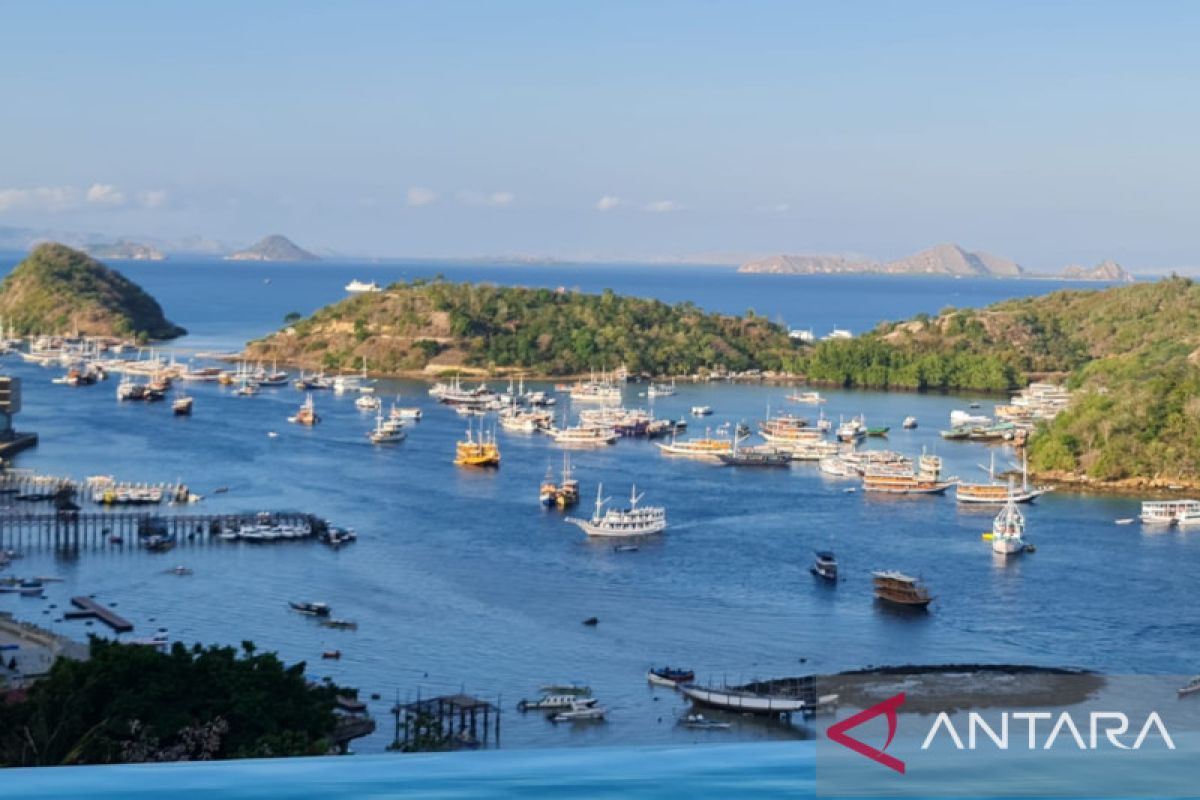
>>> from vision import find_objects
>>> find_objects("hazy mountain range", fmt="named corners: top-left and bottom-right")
top-left (739, 243), bottom-right (1134, 281)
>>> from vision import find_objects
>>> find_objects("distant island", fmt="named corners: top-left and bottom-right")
top-left (245, 279), bottom-right (797, 376)
top-left (0, 243), bottom-right (185, 341)
top-left (794, 275), bottom-right (1199, 488)
top-left (225, 234), bottom-right (319, 262)
top-left (739, 243), bottom-right (1134, 282)
top-left (83, 240), bottom-right (166, 261)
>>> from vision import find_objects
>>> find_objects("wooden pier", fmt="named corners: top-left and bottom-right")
top-left (390, 693), bottom-right (501, 751)
top-left (65, 596), bottom-right (134, 632)
top-left (0, 511), bottom-right (326, 552)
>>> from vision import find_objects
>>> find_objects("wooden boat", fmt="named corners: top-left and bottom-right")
top-left (647, 666), bottom-right (695, 687)
top-left (555, 453), bottom-right (579, 508)
top-left (862, 470), bottom-right (954, 495)
top-left (718, 439), bottom-right (791, 467)
top-left (866, 426), bottom-right (890, 437)
top-left (320, 619), bottom-right (358, 630)
top-left (836, 415), bottom-right (867, 443)
top-left (957, 452), bottom-right (1049, 504)
top-left (288, 393), bottom-right (320, 426)
top-left (991, 488), bottom-right (1027, 556)
top-left (321, 650), bottom-right (341, 660)
top-left (454, 421), bottom-right (500, 467)
top-left (655, 430), bottom-right (733, 461)
top-left (872, 571), bottom-right (933, 608)
top-left (786, 391), bottom-right (825, 404)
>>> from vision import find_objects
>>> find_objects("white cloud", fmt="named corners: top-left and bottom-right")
top-left (459, 190), bottom-right (516, 207)
top-left (595, 195), bottom-right (621, 211)
top-left (406, 186), bottom-right (437, 207)
top-left (85, 183), bottom-right (126, 206)
top-left (645, 200), bottom-right (680, 213)
top-left (138, 189), bottom-right (168, 209)
top-left (0, 186), bottom-right (83, 212)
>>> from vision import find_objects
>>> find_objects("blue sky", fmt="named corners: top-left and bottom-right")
top-left (2, 1), bottom-right (1199, 268)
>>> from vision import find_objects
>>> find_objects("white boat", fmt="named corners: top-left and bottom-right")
top-left (950, 409), bottom-right (991, 427)
top-left (566, 484), bottom-right (667, 537)
top-left (835, 415), bottom-right (866, 443)
top-left (345, 279), bottom-right (382, 293)
top-left (786, 391), bottom-right (826, 404)
top-left (552, 424), bottom-right (617, 447)
top-left (991, 487), bottom-right (1027, 556)
top-left (1179, 675), bottom-right (1200, 697)
top-left (356, 394), bottom-right (381, 411)
top-left (682, 714), bottom-right (731, 730)
top-left (690, 405), bottom-right (713, 416)
top-left (678, 683), bottom-right (815, 715)
top-left (551, 700), bottom-right (607, 723)
top-left (646, 380), bottom-right (676, 398)
top-left (368, 411), bottom-right (406, 444)
top-left (518, 695), bottom-right (598, 711)
top-left (390, 404), bottom-right (422, 420)
top-left (1139, 499), bottom-right (1200, 526)
top-left (568, 372), bottom-right (623, 403)
top-left (902, 416), bottom-right (918, 429)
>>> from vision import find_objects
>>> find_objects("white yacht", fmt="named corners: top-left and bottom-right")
top-left (345, 279), bottom-right (382, 293)
top-left (566, 484), bottom-right (667, 537)
top-left (368, 411), bottom-right (406, 444)
top-left (646, 380), bottom-right (676, 398)
top-left (1139, 499), bottom-right (1200, 526)
top-left (552, 424), bottom-right (617, 447)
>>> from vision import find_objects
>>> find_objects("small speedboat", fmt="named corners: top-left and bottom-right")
top-left (902, 416), bottom-right (918, 429)
top-left (289, 601), bottom-right (331, 617)
top-left (168, 565), bottom-right (193, 576)
top-left (321, 650), bottom-right (341, 660)
top-left (690, 405), bottom-right (713, 417)
top-left (613, 544), bottom-right (639, 553)
top-left (518, 695), bottom-right (598, 711)
top-left (647, 666), bottom-right (695, 687)
top-left (682, 714), bottom-right (731, 730)
top-left (1115, 518), bottom-right (1135, 525)
top-left (550, 701), bottom-right (606, 723)
top-left (1179, 675), bottom-right (1200, 697)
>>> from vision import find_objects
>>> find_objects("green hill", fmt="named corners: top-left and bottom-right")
top-left (246, 279), bottom-right (797, 376)
top-left (0, 243), bottom-right (185, 340)
top-left (794, 276), bottom-right (1200, 483)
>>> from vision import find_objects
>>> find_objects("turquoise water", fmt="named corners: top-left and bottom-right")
top-left (1, 259), bottom-right (1189, 760)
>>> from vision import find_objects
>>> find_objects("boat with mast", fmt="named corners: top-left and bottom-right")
top-left (565, 484), bottom-right (667, 537)
top-left (990, 485), bottom-right (1027, 556)
top-left (655, 428), bottom-right (733, 461)
top-left (956, 452), bottom-right (1050, 504)
top-left (717, 436), bottom-right (791, 467)
top-left (454, 420), bottom-right (500, 467)
top-left (555, 452), bottom-right (579, 508)
top-left (288, 393), bottom-right (320, 426)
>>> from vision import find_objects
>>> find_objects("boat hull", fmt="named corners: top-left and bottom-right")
top-left (678, 683), bottom-right (809, 714)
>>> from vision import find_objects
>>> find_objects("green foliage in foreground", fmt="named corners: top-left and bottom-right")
top-left (0, 638), bottom-right (340, 767)
top-left (253, 279), bottom-right (799, 375)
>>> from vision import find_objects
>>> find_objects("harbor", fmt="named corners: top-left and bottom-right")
top-left (0, 261), bottom-right (1194, 754)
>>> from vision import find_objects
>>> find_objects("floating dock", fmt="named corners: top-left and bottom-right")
top-left (0, 511), bottom-right (325, 551)
top-left (65, 596), bottom-right (134, 632)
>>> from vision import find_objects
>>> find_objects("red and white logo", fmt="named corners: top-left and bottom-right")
top-left (826, 692), bottom-right (907, 774)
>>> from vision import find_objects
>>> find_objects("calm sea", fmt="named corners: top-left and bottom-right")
top-left (0, 256), bottom-right (1188, 757)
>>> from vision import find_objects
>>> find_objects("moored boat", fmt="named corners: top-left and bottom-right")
top-left (288, 393), bottom-right (320, 426)
top-left (647, 666), bottom-right (695, 687)
top-left (872, 571), bottom-right (933, 608)
top-left (454, 421), bottom-right (501, 467)
top-left (991, 488), bottom-right (1027, 556)
top-left (902, 415), bottom-right (918, 429)
top-left (172, 392), bottom-right (193, 416)
top-left (655, 430), bottom-right (733, 461)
